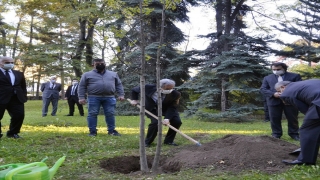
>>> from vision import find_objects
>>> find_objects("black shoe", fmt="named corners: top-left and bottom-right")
top-left (164, 142), bottom-right (178, 146)
top-left (0, 134), bottom-right (2, 138)
top-left (291, 136), bottom-right (300, 141)
top-left (7, 134), bottom-right (21, 139)
top-left (65, 114), bottom-right (73, 116)
top-left (80, 114), bottom-right (84, 116)
top-left (108, 130), bottom-right (121, 136)
top-left (264, 119), bottom-right (270, 122)
top-left (272, 135), bottom-right (281, 139)
top-left (145, 143), bottom-right (151, 147)
top-left (282, 159), bottom-right (313, 165)
top-left (42, 115), bottom-right (47, 117)
top-left (51, 114), bottom-right (56, 116)
top-left (88, 133), bottom-right (97, 137)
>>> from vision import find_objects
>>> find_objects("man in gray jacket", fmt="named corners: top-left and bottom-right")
top-left (41, 76), bottom-right (62, 117)
top-left (78, 59), bottom-right (125, 136)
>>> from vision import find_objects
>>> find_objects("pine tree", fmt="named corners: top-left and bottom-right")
top-left (272, 0), bottom-right (320, 66)
top-left (107, 0), bottom-right (197, 115)
top-left (181, 0), bottom-right (271, 121)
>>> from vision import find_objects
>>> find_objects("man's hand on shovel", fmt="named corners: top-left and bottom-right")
top-left (129, 100), bottom-right (139, 106)
top-left (162, 119), bottom-right (170, 126)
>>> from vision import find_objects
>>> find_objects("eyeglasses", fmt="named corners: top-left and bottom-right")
top-left (272, 69), bottom-right (282, 71)
top-left (4, 62), bottom-right (14, 64)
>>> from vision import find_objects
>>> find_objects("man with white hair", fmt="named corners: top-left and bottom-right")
top-left (130, 79), bottom-right (182, 147)
top-left (0, 56), bottom-right (27, 139)
top-left (276, 79), bottom-right (320, 165)
top-left (40, 75), bottom-right (62, 117)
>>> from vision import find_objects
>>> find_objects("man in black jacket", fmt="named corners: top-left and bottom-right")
top-left (260, 62), bottom-right (301, 140)
top-left (0, 56), bottom-right (27, 139)
top-left (64, 79), bottom-right (84, 116)
top-left (130, 79), bottom-right (182, 147)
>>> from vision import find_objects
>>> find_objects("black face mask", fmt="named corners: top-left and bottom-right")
top-left (96, 64), bottom-right (106, 71)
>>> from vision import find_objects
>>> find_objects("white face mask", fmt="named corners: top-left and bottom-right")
top-left (50, 80), bottom-right (56, 83)
top-left (273, 70), bottom-right (284, 76)
top-left (3, 64), bottom-right (14, 70)
top-left (162, 89), bottom-right (173, 94)
top-left (72, 82), bottom-right (78, 85)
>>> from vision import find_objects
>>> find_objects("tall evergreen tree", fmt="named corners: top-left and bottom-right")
top-left (272, 0), bottom-right (320, 66)
top-left (181, 0), bottom-right (271, 121)
top-left (107, 0), bottom-right (197, 115)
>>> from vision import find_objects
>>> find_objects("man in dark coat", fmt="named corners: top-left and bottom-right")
top-left (260, 62), bottom-right (301, 140)
top-left (275, 79), bottom-right (320, 165)
top-left (64, 79), bottom-right (84, 116)
top-left (0, 56), bottom-right (27, 139)
top-left (130, 79), bottom-right (182, 147)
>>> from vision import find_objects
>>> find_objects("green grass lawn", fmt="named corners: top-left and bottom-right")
top-left (0, 100), bottom-right (319, 180)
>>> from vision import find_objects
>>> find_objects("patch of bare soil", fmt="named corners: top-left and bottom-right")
top-left (100, 134), bottom-right (299, 175)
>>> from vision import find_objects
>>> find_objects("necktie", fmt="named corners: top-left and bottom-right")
top-left (71, 85), bottom-right (76, 95)
top-left (51, 83), bottom-right (55, 89)
top-left (5, 70), bottom-right (12, 84)
top-left (278, 76), bottom-right (283, 82)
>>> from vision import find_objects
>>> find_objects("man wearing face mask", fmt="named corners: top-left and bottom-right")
top-left (130, 79), bottom-right (182, 147)
top-left (64, 79), bottom-right (84, 116)
top-left (0, 56), bottom-right (27, 139)
top-left (78, 59), bottom-right (125, 136)
top-left (275, 80), bottom-right (320, 165)
top-left (40, 76), bottom-right (62, 117)
top-left (260, 62), bottom-right (301, 140)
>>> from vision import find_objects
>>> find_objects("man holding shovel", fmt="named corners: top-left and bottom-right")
top-left (130, 79), bottom-right (182, 147)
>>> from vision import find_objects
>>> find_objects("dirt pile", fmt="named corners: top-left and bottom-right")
top-left (100, 134), bottom-right (300, 174)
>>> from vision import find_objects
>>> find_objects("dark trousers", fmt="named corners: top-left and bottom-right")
top-left (67, 96), bottom-right (84, 115)
top-left (264, 100), bottom-right (270, 120)
top-left (145, 109), bottom-right (182, 145)
top-left (298, 106), bottom-right (320, 164)
top-left (0, 95), bottom-right (25, 136)
top-left (268, 104), bottom-right (299, 138)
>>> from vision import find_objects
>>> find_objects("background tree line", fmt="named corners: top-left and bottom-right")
top-left (1, 0), bottom-right (320, 121)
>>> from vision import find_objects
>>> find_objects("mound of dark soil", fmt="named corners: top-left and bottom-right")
top-left (100, 134), bottom-right (300, 174)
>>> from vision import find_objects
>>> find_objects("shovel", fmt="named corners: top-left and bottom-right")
top-left (128, 99), bottom-right (201, 146)
top-left (289, 148), bottom-right (301, 156)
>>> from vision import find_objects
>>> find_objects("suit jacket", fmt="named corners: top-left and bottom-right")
top-left (280, 79), bottom-right (320, 120)
top-left (65, 84), bottom-right (79, 99)
top-left (0, 69), bottom-right (27, 104)
top-left (41, 82), bottom-right (62, 99)
top-left (260, 72), bottom-right (302, 106)
top-left (131, 84), bottom-right (181, 119)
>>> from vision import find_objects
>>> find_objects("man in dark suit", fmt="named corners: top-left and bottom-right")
top-left (41, 76), bottom-right (62, 117)
top-left (260, 62), bottom-right (301, 140)
top-left (0, 56), bottom-right (27, 139)
top-left (275, 80), bottom-right (320, 165)
top-left (64, 79), bottom-right (84, 116)
top-left (130, 79), bottom-right (182, 147)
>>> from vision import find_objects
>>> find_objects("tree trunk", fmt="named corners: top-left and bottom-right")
top-left (152, 4), bottom-right (166, 172)
top-left (216, 0), bottom-right (245, 112)
top-left (72, 18), bottom-right (87, 77)
top-left (139, 0), bottom-right (149, 172)
top-left (12, 16), bottom-right (22, 59)
top-left (85, 17), bottom-right (98, 65)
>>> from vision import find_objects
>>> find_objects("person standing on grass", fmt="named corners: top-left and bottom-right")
top-left (130, 79), bottom-right (182, 147)
top-left (0, 56), bottom-right (27, 139)
top-left (276, 80), bottom-right (320, 165)
top-left (78, 58), bottom-right (125, 137)
top-left (41, 75), bottom-right (62, 117)
top-left (260, 62), bottom-right (301, 141)
top-left (64, 79), bottom-right (84, 116)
